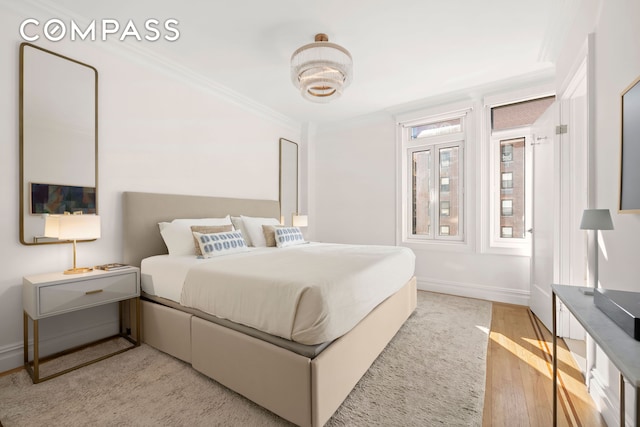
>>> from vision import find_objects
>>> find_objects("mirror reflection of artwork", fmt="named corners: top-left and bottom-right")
top-left (30, 183), bottom-right (96, 214)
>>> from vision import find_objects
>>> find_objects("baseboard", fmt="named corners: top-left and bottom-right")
top-left (0, 320), bottom-right (118, 374)
top-left (416, 276), bottom-right (529, 306)
top-left (0, 341), bottom-right (25, 375)
top-left (589, 368), bottom-right (624, 427)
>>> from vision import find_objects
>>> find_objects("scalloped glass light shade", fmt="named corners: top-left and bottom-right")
top-left (291, 39), bottom-right (353, 103)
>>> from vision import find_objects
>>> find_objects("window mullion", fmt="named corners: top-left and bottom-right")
top-left (431, 146), bottom-right (438, 240)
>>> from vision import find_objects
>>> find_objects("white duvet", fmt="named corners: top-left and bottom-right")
top-left (144, 243), bottom-right (415, 345)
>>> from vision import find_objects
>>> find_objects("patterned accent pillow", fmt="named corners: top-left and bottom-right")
top-left (274, 227), bottom-right (305, 248)
top-left (192, 230), bottom-right (249, 258)
top-left (191, 225), bottom-right (233, 256)
top-left (158, 215), bottom-right (232, 255)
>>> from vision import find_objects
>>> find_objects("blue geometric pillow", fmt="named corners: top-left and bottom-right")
top-left (192, 230), bottom-right (249, 258)
top-left (274, 227), bottom-right (305, 248)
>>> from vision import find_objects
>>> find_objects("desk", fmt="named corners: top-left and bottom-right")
top-left (552, 284), bottom-right (640, 426)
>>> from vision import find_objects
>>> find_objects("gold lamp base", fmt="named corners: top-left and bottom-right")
top-left (63, 239), bottom-right (94, 275)
top-left (63, 267), bottom-right (94, 275)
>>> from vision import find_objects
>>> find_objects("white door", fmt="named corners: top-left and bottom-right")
top-left (558, 62), bottom-right (590, 340)
top-left (529, 103), bottom-right (558, 332)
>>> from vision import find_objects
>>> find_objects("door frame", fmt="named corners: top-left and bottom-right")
top-left (555, 34), bottom-right (594, 339)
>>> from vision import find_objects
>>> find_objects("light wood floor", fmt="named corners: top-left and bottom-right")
top-left (483, 302), bottom-right (605, 426)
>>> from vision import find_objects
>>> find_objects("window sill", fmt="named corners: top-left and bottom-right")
top-left (400, 238), bottom-right (473, 253)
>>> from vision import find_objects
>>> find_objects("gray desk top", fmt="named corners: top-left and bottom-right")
top-left (552, 284), bottom-right (640, 386)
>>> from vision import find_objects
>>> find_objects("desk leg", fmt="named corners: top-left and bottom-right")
top-left (619, 373), bottom-right (625, 427)
top-left (552, 291), bottom-right (558, 427)
top-left (636, 387), bottom-right (640, 427)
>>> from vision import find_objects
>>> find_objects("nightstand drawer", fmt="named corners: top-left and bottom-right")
top-left (39, 272), bottom-right (137, 316)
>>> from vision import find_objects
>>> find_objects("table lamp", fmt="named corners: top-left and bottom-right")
top-left (580, 209), bottom-right (614, 288)
top-left (292, 214), bottom-right (308, 227)
top-left (44, 212), bottom-right (101, 274)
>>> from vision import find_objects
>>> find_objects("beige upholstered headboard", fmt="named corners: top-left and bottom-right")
top-left (122, 192), bottom-right (280, 267)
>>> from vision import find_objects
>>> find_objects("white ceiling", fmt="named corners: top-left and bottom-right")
top-left (44, 0), bottom-right (579, 124)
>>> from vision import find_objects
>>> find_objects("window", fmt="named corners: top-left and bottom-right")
top-left (501, 199), bottom-right (513, 216)
top-left (483, 92), bottom-right (554, 252)
top-left (441, 150), bottom-right (451, 168)
top-left (498, 138), bottom-right (525, 238)
top-left (441, 201), bottom-right (450, 216)
top-left (440, 177), bottom-right (450, 192)
top-left (410, 118), bottom-right (461, 139)
top-left (501, 226), bottom-right (513, 238)
top-left (402, 110), bottom-right (467, 243)
top-left (501, 144), bottom-right (513, 162)
top-left (492, 96), bottom-right (554, 131)
top-left (411, 150), bottom-right (431, 235)
top-left (501, 172), bottom-right (513, 189)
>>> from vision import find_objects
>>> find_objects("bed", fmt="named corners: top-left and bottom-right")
top-left (122, 191), bottom-right (417, 427)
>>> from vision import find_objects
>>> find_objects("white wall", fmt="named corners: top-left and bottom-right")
top-left (0, 4), bottom-right (300, 372)
top-left (312, 113), bottom-right (397, 245)
top-left (312, 103), bottom-right (532, 305)
top-left (556, 1), bottom-right (640, 425)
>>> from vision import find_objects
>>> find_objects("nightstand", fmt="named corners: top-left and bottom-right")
top-left (23, 266), bottom-right (141, 383)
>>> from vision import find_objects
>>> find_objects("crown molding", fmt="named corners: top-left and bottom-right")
top-left (6, 0), bottom-right (301, 131)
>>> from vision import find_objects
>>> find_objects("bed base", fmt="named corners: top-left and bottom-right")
top-left (123, 191), bottom-right (417, 426)
top-left (142, 276), bottom-right (417, 427)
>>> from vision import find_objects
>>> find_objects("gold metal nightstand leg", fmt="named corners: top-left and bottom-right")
top-left (135, 297), bottom-right (141, 345)
top-left (23, 312), bottom-right (42, 383)
top-left (23, 312), bottom-right (28, 366)
top-left (33, 318), bottom-right (39, 383)
top-left (23, 296), bottom-right (140, 384)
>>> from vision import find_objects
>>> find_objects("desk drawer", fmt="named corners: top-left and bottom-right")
top-left (39, 272), bottom-right (138, 317)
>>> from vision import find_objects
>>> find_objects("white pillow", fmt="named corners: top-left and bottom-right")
top-left (230, 216), bottom-right (249, 241)
top-left (274, 227), bottom-right (306, 248)
top-left (193, 230), bottom-right (249, 258)
top-left (240, 215), bottom-right (281, 247)
top-left (159, 215), bottom-right (232, 255)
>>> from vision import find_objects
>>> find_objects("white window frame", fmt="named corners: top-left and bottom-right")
top-left (489, 129), bottom-right (533, 249)
top-left (481, 85), bottom-right (554, 256)
top-left (398, 105), bottom-right (470, 248)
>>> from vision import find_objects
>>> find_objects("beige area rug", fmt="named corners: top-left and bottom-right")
top-left (0, 292), bottom-right (491, 426)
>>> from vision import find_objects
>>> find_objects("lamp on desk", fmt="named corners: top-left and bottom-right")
top-left (580, 209), bottom-right (614, 288)
top-left (44, 212), bottom-right (101, 274)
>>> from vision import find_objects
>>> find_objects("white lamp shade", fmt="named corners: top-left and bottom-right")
top-left (292, 214), bottom-right (308, 227)
top-left (44, 214), bottom-right (101, 240)
top-left (579, 209), bottom-right (614, 230)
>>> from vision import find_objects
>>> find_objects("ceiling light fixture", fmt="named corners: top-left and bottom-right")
top-left (290, 33), bottom-right (353, 103)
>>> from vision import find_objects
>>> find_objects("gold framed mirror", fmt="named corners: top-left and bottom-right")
top-left (619, 74), bottom-right (640, 213)
top-left (279, 138), bottom-right (298, 226)
top-left (19, 43), bottom-right (98, 245)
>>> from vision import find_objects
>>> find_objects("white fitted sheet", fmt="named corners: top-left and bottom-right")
top-left (142, 243), bottom-right (415, 345)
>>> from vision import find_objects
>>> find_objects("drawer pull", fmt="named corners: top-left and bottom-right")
top-left (85, 289), bottom-right (104, 295)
